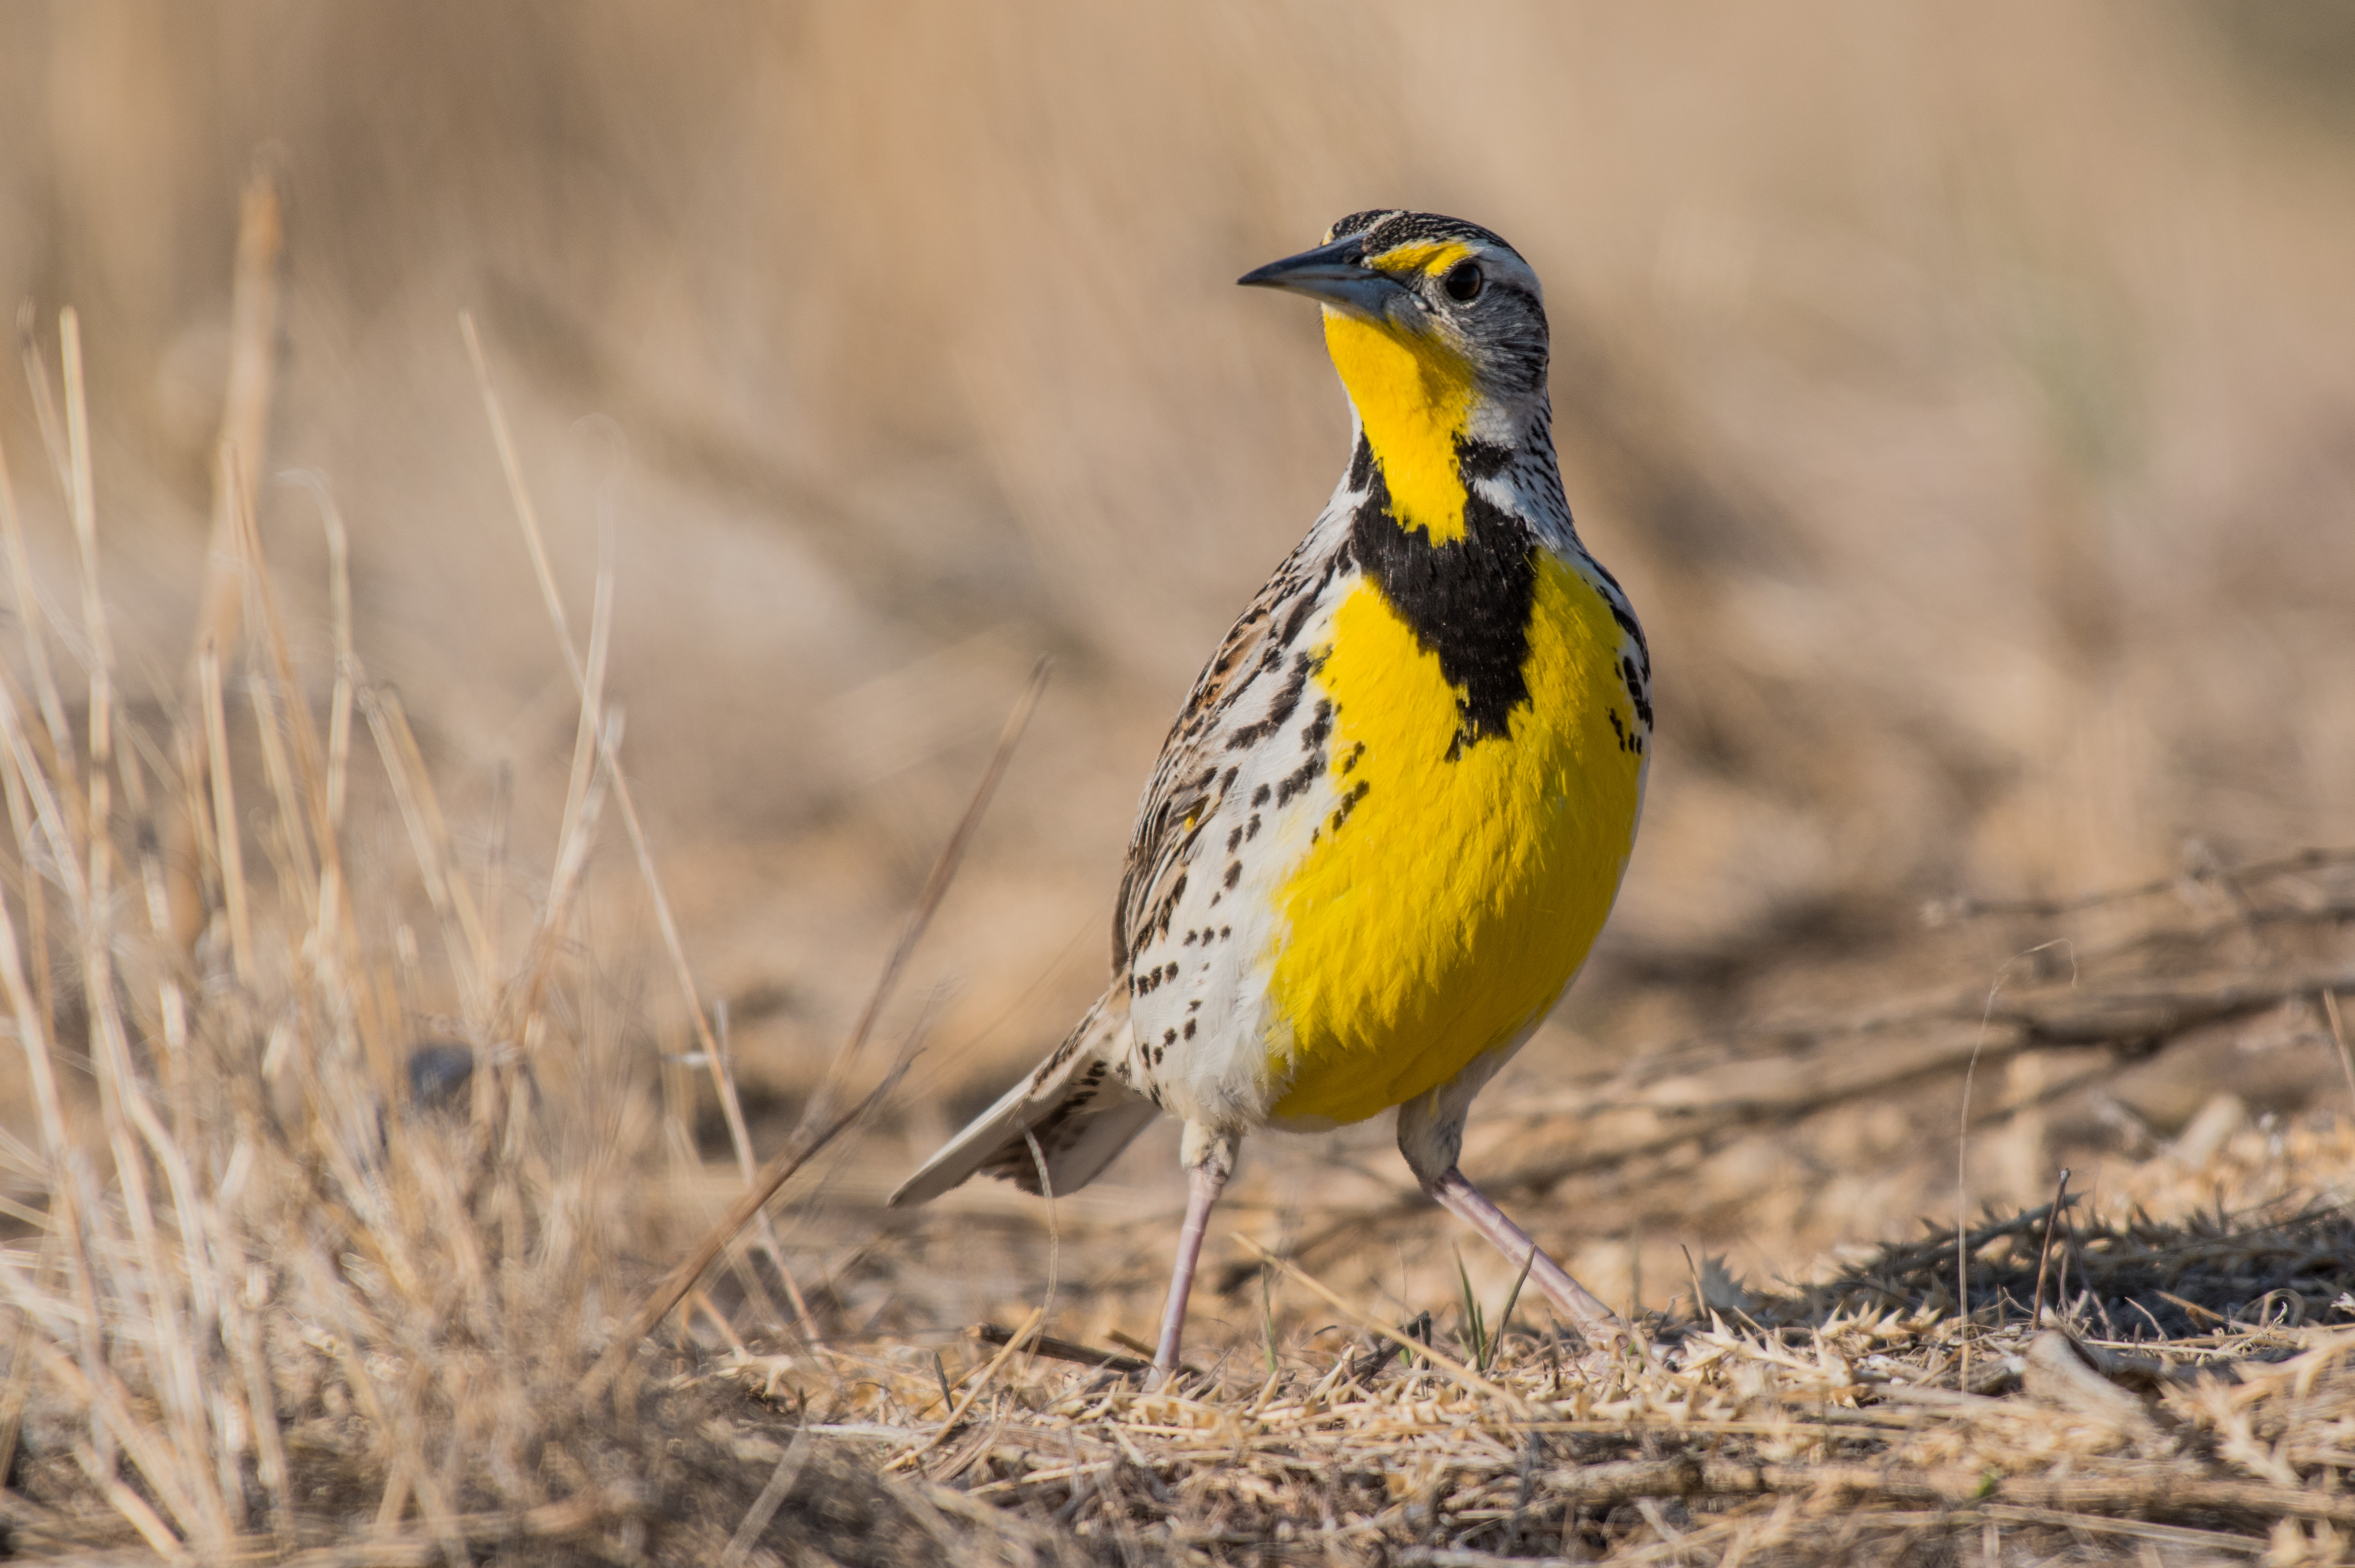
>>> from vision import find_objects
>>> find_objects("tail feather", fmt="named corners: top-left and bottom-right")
top-left (887, 991), bottom-right (1161, 1207)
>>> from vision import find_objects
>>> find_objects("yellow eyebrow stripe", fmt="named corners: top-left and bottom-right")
top-left (1367, 240), bottom-right (1473, 278)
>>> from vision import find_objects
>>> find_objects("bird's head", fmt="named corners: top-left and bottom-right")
top-left (1241, 211), bottom-right (1549, 540)
top-left (1240, 210), bottom-right (1549, 443)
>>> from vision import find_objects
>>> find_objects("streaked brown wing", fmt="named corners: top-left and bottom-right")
top-left (1112, 532), bottom-right (1336, 973)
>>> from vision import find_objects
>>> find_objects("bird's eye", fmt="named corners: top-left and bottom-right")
top-left (1442, 261), bottom-right (1484, 302)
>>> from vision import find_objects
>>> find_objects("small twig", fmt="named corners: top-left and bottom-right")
top-left (463, 314), bottom-right (800, 1123)
top-left (1496, 1244), bottom-right (1537, 1355)
top-left (188, 164), bottom-right (284, 675)
top-left (358, 683), bottom-right (488, 1009)
top-left (2321, 990), bottom-right (2355, 1113)
top-left (2031, 1169), bottom-right (2071, 1327)
top-left (709, 999), bottom-right (815, 1336)
top-left (1958, 1008), bottom-right (1990, 1383)
top-left (1926, 846), bottom-right (2355, 923)
top-left (1960, 943), bottom-right (2067, 1384)
top-left (2156, 1290), bottom-right (2227, 1328)
top-left (1349, 1310), bottom-right (1432, 1384)
top-left (888, 1307), bottom-right (1044, 1470)
top-left (1024, 1128), bottom-right (1059, 1338)
top-left (198, 639), bottom-right (253, 985)
top-left (1233, 1236), bottom-right (1531, 1414)
top-left (16, 300), bottom-right (70, 502)
top-left (581, 663), bottom-right (1039, 1400)
top-left (1102, 1327), bottom-right (1158, 1361)
top-left (459, 340), bottom-right (810, 1324)
top-left (973, 1322), bottom-right (1148, 1376)
top-left (577, 1082), bottom-right (892, 1404)
top-left (2054, 1188), bottom-right (2077, 1323)
top-left (830, 656), bottom-right (1049, 1094)
top-left (719, 1426), bottom-right (810, 1568)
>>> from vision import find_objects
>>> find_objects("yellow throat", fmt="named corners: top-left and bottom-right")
top-left (1320, 301), bottom-right (1478, 545)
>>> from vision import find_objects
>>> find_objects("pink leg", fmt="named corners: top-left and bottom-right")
top-left (1429, 1165), bottom-right (1628, 1352)
top-left (1151, 1157), bottom-right (1230, 1381)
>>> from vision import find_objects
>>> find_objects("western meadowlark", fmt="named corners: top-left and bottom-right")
top-left (891, 210), bottom-right (1652, 1377)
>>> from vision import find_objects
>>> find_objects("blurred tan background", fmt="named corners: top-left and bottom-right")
top-left (5, 2), bottom-right (2355, 1318)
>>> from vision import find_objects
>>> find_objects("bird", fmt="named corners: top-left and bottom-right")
top-left (889, 210), bottom-right (1653, 1378)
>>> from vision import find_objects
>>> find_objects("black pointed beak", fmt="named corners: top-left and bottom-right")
top-left (1238, 233), bottom-right (1406, 318)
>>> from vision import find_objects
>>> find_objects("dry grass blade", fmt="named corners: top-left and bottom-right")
top-left (458, 314), bottom-right (704, 1042)
top-left (2324, 988), bottom-right (2355, 1110)
top-left (887, 1306), bottom-right (1045, 1470)
top-left (719, 1426), bottom-right (811, 1568)
top-left (358, 681), bottom-right (488, 1007)
top-left (506, 526), bottom-right (620, 1057)
top-left (576, 1085), bottom-right (890, 1404)
top-left (245, 669), bottom-right (316, 924)
top-left (13, 298), bottom-right (70, 505)
top-left (833, 656), bottom-right (1049, 1092)
top-left (187, 164), bottom-right (284, 677)
top-left (58, 309), bottom-right (111, 838)
top-left (224, 446), bottom-right (330, 888)
top-left (545, 500), bottom-right (615, 941)
top-left (0, 793), bottom-right (70, 1160)
top-left (1233, 1234), bottom-right (1530, 1414)
top-left (2030, 1168), bottom-right (2069, 1327)
top-left (580, 661), bottom-right (1042, 1399)
top-left (972, 1322), bottom-right (1150, 1375)
top-left (198, 640), bottom-right (253, 985)
top-left (0, 429), bottom-right (70, 759)
top-left (458, 313), bottom-right (799, 1292)
top-left (272, 470), bottom-right (360, 967)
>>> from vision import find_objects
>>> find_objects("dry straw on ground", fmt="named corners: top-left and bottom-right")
top-left (7, 283), bottom-right (2355, 1566)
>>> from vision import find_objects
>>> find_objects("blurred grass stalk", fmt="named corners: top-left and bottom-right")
top-left (0, 215), bottom-right (1047, 1546)
top-left (0, 272), bottom-right (703, 1553)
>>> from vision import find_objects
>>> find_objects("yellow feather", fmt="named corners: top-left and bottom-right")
top-left (1320, 309), bottom-right (1477, 544)
top-left (1264, 554), bottom-right (1645, 1126)
top-left (1368, 239), bottom-right (1473, 276)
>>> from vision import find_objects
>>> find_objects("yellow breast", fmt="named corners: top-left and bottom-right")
top-left (1263, 551), bottom-right (1645, 1126)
